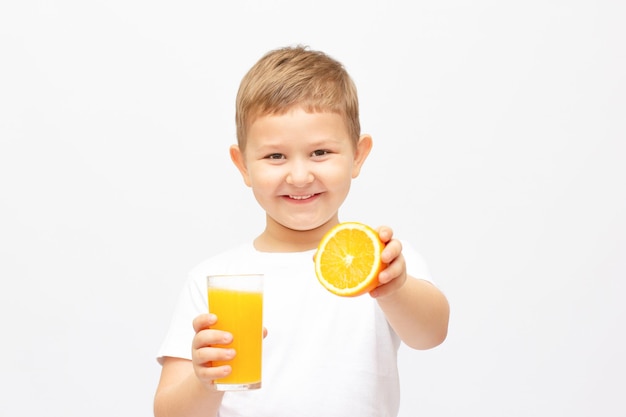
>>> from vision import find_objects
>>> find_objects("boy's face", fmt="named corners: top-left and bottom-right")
top-left (230, 107), bottom-right (371, 237)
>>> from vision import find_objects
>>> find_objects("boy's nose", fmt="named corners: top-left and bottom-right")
top-left (286, 161), bottom-right (314, 186)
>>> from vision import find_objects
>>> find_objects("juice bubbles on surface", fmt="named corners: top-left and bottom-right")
top-left (207, 275), bottom-right (263, 390)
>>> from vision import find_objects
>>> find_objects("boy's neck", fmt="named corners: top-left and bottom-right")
top-left (253, 216), bottom-right (339, 253)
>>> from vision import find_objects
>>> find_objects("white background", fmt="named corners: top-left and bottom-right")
top-left (1, 1), bottom-right (624, 416)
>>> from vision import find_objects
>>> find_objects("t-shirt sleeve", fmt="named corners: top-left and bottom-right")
top-left (156, 273), bottom-right (207, 364)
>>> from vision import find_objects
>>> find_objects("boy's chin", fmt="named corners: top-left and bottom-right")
top-left (278, 218), bottom-right (337, 233)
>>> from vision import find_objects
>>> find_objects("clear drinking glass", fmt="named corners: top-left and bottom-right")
top-left (207, 274), bottom-right (264, 391)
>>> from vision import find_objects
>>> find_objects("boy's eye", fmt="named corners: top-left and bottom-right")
top-left (266, 153), bottom-right (285, 160)
top-left (311, 149), bottom-right (330, 157)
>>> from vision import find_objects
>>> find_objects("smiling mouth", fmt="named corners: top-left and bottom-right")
top-left (288, 194), bottom-right (317, 200)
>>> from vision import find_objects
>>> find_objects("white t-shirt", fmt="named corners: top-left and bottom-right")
top-left (157, 241), bottom-right (432, 417)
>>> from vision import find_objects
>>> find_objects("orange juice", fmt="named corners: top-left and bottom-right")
top-left (208, 287), bottom-right (263, 389)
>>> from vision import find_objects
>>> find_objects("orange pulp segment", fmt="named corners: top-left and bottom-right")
top-left (314, 222), bottom-right (385, 297)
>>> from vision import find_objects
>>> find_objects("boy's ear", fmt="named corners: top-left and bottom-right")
top-left (230, 145), bottom-right (252, 187)
top-left (352, 134), bottom-right (373, 178)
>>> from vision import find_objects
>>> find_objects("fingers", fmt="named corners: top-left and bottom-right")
top-left (194, 343), bottom-right (236, 366)
top-left (377, 225), bottom-right (394, 243)
top-left (192, 314), bottom-right (236, 385)
top-left (380, 238), bottom-right (402, 266)
top-left (195, 363), bottom-right (232, 385)
top-left (371, 230), bottom-right (407, 298)
top-left (193, 327), bottom-right (233, 350)
top-left (193, 343), bottom-right (235, 384)
top-left (372, 256), bottom-right (407, 298)
top-left (192, 313), bottom-right (216, 333)
top-left (378, 252), bottom-right (405, 285)
top-left (191, 315), bottom-right (268, 386)
top-left (370, 276), bottom-right (404, 298)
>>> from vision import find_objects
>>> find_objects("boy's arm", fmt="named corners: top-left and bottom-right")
top-left (154, 357), bottom-right (224, 417)
top-left (370, 227), bottom-right (450, 350)
top-left (155, 314), bottom-right (236, 417)
top-left (374, 275), bottom-right (450, 350)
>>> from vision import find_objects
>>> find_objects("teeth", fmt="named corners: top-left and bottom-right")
top-left (289, 194), bottom-right (313, 200)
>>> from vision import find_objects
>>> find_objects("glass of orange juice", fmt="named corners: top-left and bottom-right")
top-left (207, 273), bottom-right (264, 391)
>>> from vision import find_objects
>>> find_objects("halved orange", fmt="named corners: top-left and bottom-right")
top-left (314, 221), bottom-right (386, 297)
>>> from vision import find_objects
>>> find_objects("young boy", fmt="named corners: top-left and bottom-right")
top-left (154, 45), bottom-right (449, 417)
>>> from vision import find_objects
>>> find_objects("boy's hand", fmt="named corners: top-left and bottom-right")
top-left (191, 314), bottom-right (269, 389)
top-left (370, 226), bottom-right (407, 299)
top-left (191, 313), bottom-right (236, 389)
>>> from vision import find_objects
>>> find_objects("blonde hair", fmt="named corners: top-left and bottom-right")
top-left (235, 45), bottom-right (360, 151)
